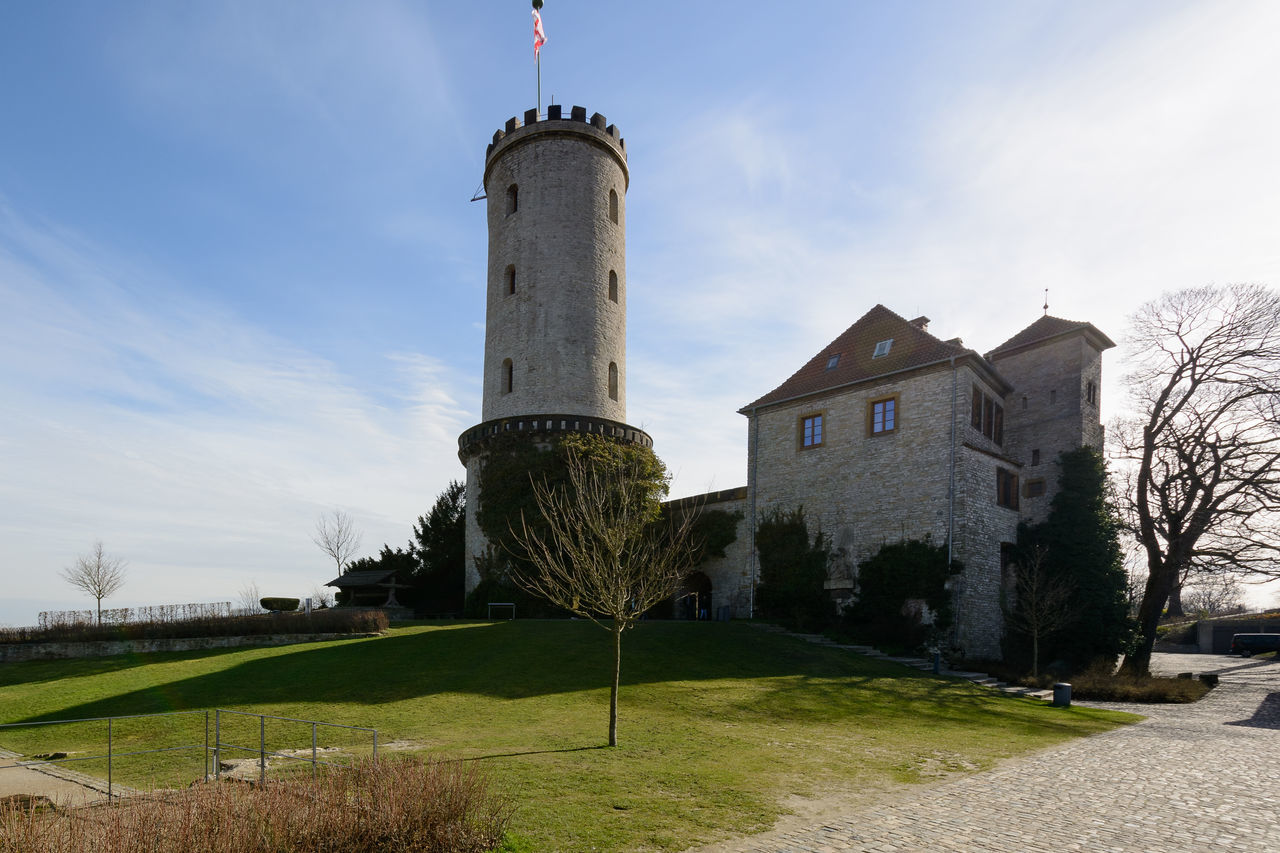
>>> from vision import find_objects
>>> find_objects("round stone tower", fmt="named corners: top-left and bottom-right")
top-left (458, 105), bottom-right (652, 594)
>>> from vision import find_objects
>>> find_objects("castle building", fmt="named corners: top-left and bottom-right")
top-left (688, 306), bottom-right (1113, 658)
top-left (457, 106), bottom-right (651, 588)
top-left (456, 107), bottom-right (1114, 659)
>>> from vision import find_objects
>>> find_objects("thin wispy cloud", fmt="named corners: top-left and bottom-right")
top-left (3, 2), bottom-right (1278, 621)
top-left (0, 207), bottom-right (469, 622)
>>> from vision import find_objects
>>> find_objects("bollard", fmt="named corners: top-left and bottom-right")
top-left (932, 650), bottom-right (942, 675)
top-left (1052, 682), bottom-right (1072, 707)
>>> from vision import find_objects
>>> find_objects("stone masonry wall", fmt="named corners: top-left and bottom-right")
top-left (951, 444), bottom-right (1021, 658)
top-left (482, 119), bottom-right (628, 422)
top-left (746, 362), bottom-right (1019, 656)
top-left (683, 493), bottom-right (753, 618)
top-left (992, 334), bottom-right (1105, 526)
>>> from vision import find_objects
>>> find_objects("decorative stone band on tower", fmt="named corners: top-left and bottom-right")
top-left (459, 106), bottom-right (652, 594)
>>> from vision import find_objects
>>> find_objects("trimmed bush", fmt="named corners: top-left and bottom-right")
top-left (0, 756), bottom-right (511, 853)
top-left (259, 597), bottom-right (300, 612)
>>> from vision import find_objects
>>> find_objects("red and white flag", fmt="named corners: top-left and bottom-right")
top-left (533, 9), bottom-right (547, 60)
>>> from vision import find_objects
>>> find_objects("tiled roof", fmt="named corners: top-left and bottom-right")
top-left (325, 569), bottom-right (400, 588)
top-left (741, 305), bottom-right (976, 412)
top-left (987, 315), bottom-right (1116, 357)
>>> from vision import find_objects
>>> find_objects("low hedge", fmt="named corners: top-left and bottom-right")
top-left (0, 609), bottom-right (388, 646)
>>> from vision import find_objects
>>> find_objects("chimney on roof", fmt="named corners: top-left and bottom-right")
top-left (909, 316), bottom-right (930, 331)
top-left (944, 336), bottom-right (964, 347)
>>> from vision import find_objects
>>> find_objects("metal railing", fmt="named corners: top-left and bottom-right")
top-left (212, 709), bottom-right (378, 785)
top-left (0, 709), bottom-right (377, 800)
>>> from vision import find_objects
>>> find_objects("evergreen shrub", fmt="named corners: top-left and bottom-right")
top-left (755, 508), bottom-right (832, 631)
top-left (844, 538), bottom-right (960, 650)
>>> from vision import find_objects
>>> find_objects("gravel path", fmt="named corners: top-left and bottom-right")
top-left (691, 653), bottom-right (1280, 853)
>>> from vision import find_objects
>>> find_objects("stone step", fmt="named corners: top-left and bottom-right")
top-left (885, 656), bottom-right (930, 667)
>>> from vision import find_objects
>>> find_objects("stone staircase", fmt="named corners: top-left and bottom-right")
top-left (750, 624), bottom-right (1054, 701)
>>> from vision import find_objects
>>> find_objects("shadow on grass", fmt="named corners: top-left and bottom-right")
top-left (468, 745), bottom-right (610, 761)
top-left (7, 621), bottom-right (1107, 732)
top-left (0, 649), bottom-right (222, 689)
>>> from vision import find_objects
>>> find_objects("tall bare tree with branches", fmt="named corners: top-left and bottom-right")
top-left (1116, 284), bottom-right (1280, 675)
top-left (62, 541), bottom-right (128, 625)
top-left (313, 509), bottom-right (363, 576)
top-left (509, 439), bottom-right (699, 747)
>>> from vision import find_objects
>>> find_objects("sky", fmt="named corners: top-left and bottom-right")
top-left (2, 1), bottom-right (1279, 626)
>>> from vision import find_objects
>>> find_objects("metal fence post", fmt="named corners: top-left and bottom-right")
top-left (373, 729), bottom-right (378, 764)
top-left (259, 714), bottom-right (266, 785)
top-left (311, 722), bottom-right (318, 779)
top-left (203, 710), bottom-right (210, 783)
top-left (214, 710), bottom-right (221, 780)
top-left (107, 717), bottom-right (113, 800)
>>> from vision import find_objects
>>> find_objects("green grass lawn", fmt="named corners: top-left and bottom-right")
top-left (0, 621), bottom-right (1136, 851)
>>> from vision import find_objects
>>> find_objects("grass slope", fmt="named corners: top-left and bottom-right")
top-left (0, 621), bottom-right (1136, 851)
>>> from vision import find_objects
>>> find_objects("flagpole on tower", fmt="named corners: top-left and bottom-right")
top-left (532, 0), bottom-right (546, 115)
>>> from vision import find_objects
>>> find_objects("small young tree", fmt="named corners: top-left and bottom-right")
top-left (313, 509), bottom-right (363, 576)
top-left (62, 541), bottom-right (127, 625)
top-left (1003, 546), bottom-right (1076, 678)
top-left (509, 435), bottom-right (698, 747)
top-left (1017, 447), bottom-right (1130, 669)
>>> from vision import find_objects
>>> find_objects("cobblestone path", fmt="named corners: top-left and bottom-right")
top-left (693, 656), bottom-right (1280, 853)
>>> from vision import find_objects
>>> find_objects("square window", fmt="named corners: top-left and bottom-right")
top-left (872, 339), bottom-right (893, 358)
top-left (799, 413), bottom-right (824, 448)
top-left (1026, 478), bottom-right (1046, 498)
top-left (971, 385), bottom-right (1005, 446)
top-left (825, 354), bottom-right (840, 370)
top-left (997, 467), bottom-right (1020, 509)
top-left (868, 396), bottom-right (897, 435)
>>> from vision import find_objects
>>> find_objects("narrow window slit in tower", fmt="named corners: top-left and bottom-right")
top-left (609, 189), bottom-right (619, 224)
top-left (506, 184), bottom-right (518, 215)
top-left (609, 270), bottom-right (619, 303)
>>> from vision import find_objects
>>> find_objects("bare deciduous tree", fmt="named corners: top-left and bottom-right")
top-left (62, 541), bottom-right (128, 625)
top-left (236, 579), bottom-right (263, 615)
top-left (1116, 284), bottom-right (1280, 675)
top-left (510, 443), bottom-right (699, 747)
top-left (313, 509), bottom-right (363, 576)
top-left (310, 584), bottom-right (336, 609)
top-left (1003, 546), bottom-right (1077, 679)
top-left (1181, 572), bottom-right (1245, 616)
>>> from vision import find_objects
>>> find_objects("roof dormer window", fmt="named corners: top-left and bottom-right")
top-left (873, 339), bottom-right (893, 358)
top-left (825, 354), bottom-right (840, 370)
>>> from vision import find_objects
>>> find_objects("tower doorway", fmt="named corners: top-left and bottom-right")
top-left (681, 571), bottom-right (713, 620)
